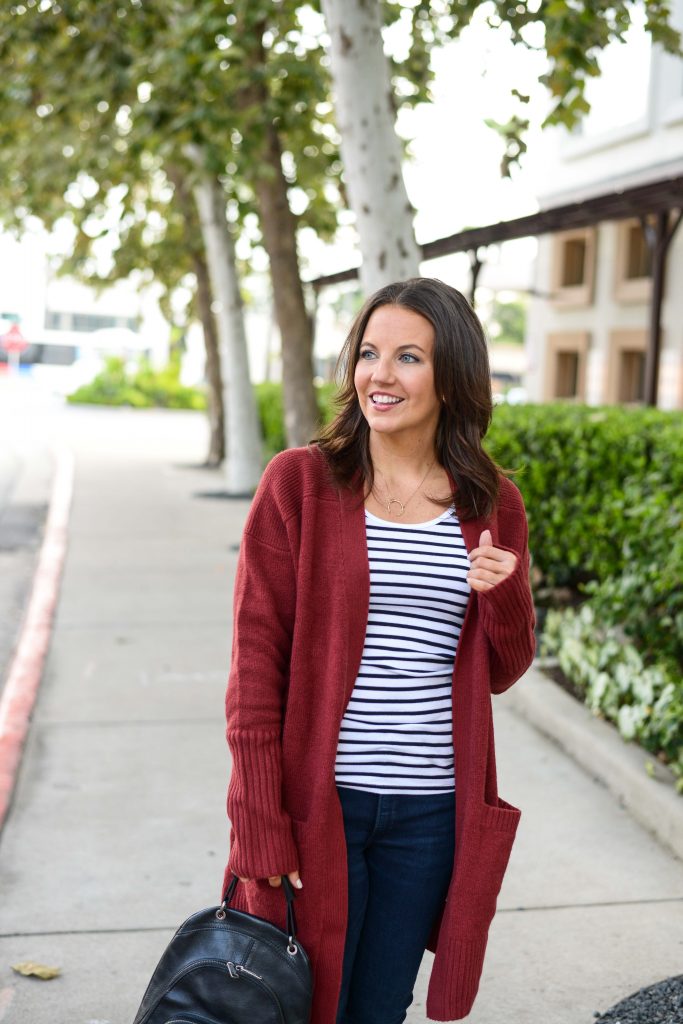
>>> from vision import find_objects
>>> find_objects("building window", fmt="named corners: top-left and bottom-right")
top-left (555, 351), bottom-right (580, 398)
top-left (544, 331), bottom-right (589, 402)
top-left (551, 229), bottom-right (596, 307)
top-left (625, 223), bottom-right (652, 280)
top-left (45, 310), bottom-right (138, 332)
top-left (607, 329), bottom-right (648, 404)
top-left (561, 238), bottom-right (587, 287)
top-left (618, 350), bottom-right (646, 403)
top-left (615, 220), bottom-right (652, 303)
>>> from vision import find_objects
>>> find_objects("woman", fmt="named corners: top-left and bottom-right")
top-left (223, 278), bottom-right (535, 1024)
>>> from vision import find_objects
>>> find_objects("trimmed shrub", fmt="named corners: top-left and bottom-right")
top-left (254, 380), bottom-right (339, 457)
top-left (486, 403), bottom-right (683, 590)
top-left (67, 356), bottom-right (207, 411)
top-left (543, 605), bottom-right (683, 791)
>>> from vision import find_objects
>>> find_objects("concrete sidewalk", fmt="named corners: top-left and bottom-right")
top-left (0, 404), bottom-right (682, 1024)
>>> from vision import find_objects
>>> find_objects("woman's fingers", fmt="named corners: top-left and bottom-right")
top-left (468, 547), bottom-right (518, 590)
top-left (238, 873), bottom-right (304, 888)
top-left (468, 576), bottom-right (495, 592)
top-left (267, 871), bottom-right (303, 888)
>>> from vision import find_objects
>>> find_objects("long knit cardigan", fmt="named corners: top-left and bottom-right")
top-left (222, 445), bottom-right (535, 1023)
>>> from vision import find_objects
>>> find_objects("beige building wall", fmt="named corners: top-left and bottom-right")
top-left (527, 221), bottom-right (683, 409)
top-left (524, 0), bottom-right (683, 410)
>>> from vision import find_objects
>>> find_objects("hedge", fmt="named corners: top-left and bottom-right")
top-left (489, 403), bottom-right (682, 789)
top-left (67, 356), bottom-right (207, 411)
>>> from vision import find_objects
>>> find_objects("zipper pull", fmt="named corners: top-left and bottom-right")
top-left (236, 964), bottom-right (263, 981)
top-left (226, 962), bottom-right (239, 979)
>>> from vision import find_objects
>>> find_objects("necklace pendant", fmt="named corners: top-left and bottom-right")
top-left (387, 498), bottom-right (405, 517)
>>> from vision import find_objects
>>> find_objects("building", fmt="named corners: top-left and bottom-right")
top-left (524, 2), bottom-right (683, 409)
top-left (0, 228), bottom-right (173, 393)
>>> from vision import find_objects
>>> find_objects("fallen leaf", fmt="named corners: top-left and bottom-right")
top-left (11, 962), bottom-right (61, 980)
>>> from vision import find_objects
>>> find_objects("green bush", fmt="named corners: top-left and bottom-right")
top-left (543, 605), bottom-right (683, 791)
top-left (254, 381), bottom-right (286, 458)
top-left (486, 403), bottom-right (683, 590)
top-left (254, 379), bottom-right (339, 458)
top-left (67, 356), bottom-right (207, 411)
top-left (487, 403), bottom-right (682, 789)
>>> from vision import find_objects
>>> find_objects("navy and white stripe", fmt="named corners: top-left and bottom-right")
top-left (335, 505), bottom-right (471, 794)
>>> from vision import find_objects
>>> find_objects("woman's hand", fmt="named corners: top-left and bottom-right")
top-left (238, 870), bottom-right (303, 889)
top-left (467, 529), bottom-right (518, 592)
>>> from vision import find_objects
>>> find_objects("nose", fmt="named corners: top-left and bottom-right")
top-left (369, 355), bottom-right (395, 385)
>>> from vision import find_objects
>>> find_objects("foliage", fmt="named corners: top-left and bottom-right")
top-left (543, 605), bottom-right (683, 792)
top-left (254, 382), bottom-right (287, 458)
top-left (255, 379), bottom-right (338, 457)
top-left (439, 0), bottom-right (681, 174)
top-left (67, 356), bottom-right (206, 411)
top-left (487, 298), bottom-right (526, 345)
top-left (486, 404), bottom-right (683, 591)
top-left (488, 401), bottom-right (683, 791)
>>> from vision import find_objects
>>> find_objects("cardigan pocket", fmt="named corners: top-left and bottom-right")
top-left (472, 797), bottom-right (521, 897)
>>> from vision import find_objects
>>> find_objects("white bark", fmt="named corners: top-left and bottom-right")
top-left (189, 162), bottom-right (262, 492)
top-left (321, 0), bottom-right (422, 295)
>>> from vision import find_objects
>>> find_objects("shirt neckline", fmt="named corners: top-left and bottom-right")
top-left (364, 504), bottom-right (455, 528)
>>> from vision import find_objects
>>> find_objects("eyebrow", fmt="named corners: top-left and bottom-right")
top-left (360, 341), bottom-right (428, 354)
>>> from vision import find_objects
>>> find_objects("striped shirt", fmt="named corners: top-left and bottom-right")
top-left (334, 505), bottom-right (471, 794)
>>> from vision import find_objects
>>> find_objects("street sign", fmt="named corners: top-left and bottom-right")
top-left (0, 323), bottom-right (28, 353)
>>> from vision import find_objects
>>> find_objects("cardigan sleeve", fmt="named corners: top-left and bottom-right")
top-left (224, 475), bottom-right (300, 880)
top-left (477, 486), bottom-right (536, 694)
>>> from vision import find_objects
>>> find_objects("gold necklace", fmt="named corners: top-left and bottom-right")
top-left (373, 460), bottom-right (435, 517)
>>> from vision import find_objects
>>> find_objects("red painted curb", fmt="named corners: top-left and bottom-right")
top-left (0, 445), bottom-right (75, 830)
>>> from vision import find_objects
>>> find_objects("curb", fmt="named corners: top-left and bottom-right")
top-left (0, 444), bottom-right (74, 830)
top-left (506, 663), bottom-right (683, 862)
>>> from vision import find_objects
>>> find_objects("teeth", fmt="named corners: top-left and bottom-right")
top-left (372, 395), bottom-right (402, 405)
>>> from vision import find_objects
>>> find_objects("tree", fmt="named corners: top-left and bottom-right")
top-left (320, 0), bottom-right (681, 291)
top-left (0, 3), bottom-right (238, 474)
top-left (0, 0), bottom-right (349, 454)
top-left (127, 0), bottom-right (345, 448)
top-left (58, 163), bottom-right (227, 466)
top-left (320, 0), bottom-right (421, 294)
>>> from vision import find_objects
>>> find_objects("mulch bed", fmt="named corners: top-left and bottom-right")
top-left (594, 975), bottom-right (683, 1023)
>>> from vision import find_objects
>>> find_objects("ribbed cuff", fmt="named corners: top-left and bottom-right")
top-left (426, 933), bottom-right (489, 1021)
top-left (477, 549), bottom-right (535, 684)
top-left (226, 728), bottom-right (300, 879)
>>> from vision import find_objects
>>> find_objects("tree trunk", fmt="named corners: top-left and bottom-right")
top-left (193, 246), bottom-right (225, 466)
top-left (320, 0), bottom-right (422, 294)
top-left (167, 163), bottom-right (225, 466)
top-left (253, 121), bottom-right (319, 449)
top-left (189, 158), bottom-right (262, 492)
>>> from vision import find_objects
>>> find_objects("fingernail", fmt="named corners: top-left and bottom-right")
top-left (295, 879), bottom-right (303, 889)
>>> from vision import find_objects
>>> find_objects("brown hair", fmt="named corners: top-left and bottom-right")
top-left (315, 277), bottom-right (502, 520)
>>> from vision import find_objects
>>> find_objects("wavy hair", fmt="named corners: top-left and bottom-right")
top-left (315, 277), bottom-right (503, 520)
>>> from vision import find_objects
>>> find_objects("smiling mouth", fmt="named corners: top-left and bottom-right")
top-left (370, 394), bottom-right (404, 406)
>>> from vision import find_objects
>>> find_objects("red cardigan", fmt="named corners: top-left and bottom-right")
top-left (223, 446), bottom-right (535, 1023)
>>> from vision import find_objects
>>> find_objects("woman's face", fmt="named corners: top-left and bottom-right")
top-left (354, 304), bottom-right (441, 443)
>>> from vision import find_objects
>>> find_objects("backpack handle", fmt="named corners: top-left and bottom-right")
top-left (220, 874), bottom-right (300, 952)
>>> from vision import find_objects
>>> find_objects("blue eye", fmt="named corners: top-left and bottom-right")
top-left (359, 349), bottom-right (376, 359)
top-left (399, 353), bottom-right (419, 363)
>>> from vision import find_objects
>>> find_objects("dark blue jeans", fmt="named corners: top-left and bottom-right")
top-left (335, 786), bottom-right (456, 1024)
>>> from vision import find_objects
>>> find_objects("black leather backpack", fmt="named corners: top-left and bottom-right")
top-left (132, 876), bottom-right (312, 1024)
